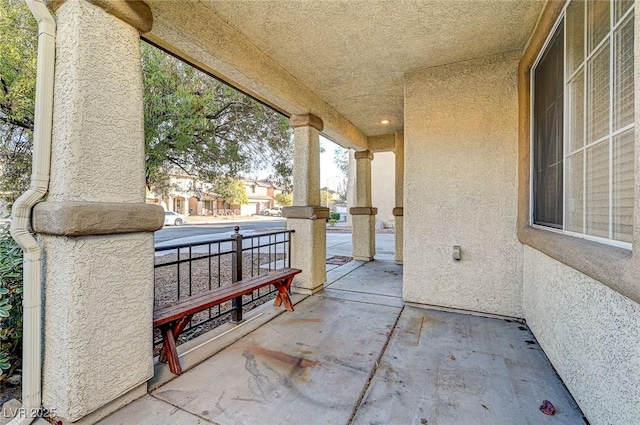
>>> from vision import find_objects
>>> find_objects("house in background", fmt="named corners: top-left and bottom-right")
top-left (9, 1), bottom-right (640, 424)
top-left (145, 167), bottom-right (218, 216)
top-left (244, 179), bottom-right (283, 215)
top-left (146, 170), bottom-right (283, 217)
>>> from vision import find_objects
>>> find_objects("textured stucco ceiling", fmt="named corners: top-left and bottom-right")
top-left (196, 0), bottom-right (544, 137)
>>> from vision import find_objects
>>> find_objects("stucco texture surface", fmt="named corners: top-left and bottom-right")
top-left (524, 246), bottom-right (640, 425)
top-left (48, 0), bottom-right (146, 203)
top-left (41, 1), bottom-right (155, 421)
top-left (351, 214), bottom-right (375, 261)
top-left (42, 234), bottom-right (155, 420)
top-left (371, 152), bottom-right (396, 226)
top-left (292, 125), bottom-right (321, 206)
top-left (287, 218), bottom-right (326, 294)
top-left (196, 0), bottom-right (543, 137)
top-left (403, 51), bottom-right (523, 317)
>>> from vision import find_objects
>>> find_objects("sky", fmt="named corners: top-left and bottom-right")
top-left (320, 135), bottom-right (348, 191)
top-left (254, 135), bottom-right (348, 191)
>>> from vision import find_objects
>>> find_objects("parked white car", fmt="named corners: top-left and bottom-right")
top-left (261, 206), bottom-right (282, 217)
top-left (164, 211), bottom-right (186, 226)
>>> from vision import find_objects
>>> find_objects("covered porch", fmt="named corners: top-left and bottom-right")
top-left (5, 0), bottom-right (639, 424)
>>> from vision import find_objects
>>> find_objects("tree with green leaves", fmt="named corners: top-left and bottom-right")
top-left (142, 42), bottom-right (294, 194)
top-left (0, 10), bottom-right (294, 204)
top-left (333, 147), bottom-right (349, 200)
top-left (0, 0), bottom-right (37, 202)
top-left (214, 176), bottom-right (248, 206)
top-left (320, 189), bottom-right (332, 208)
top-left (274, 192), bottom-right (293, 207)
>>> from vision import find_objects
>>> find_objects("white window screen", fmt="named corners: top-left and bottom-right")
top-left (533, 0), bottom-right (635, 246)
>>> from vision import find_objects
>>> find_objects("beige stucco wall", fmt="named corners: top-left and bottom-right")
top-left (371, 152), bottom-right (395, 227)
top-left (42, 234), bottom-right (155, 419)
top-left (287, 218), bottom-right (327, 293)
top-left (523, 246), bottom-right (640, 425)
top-left (403, 51), bottom-right (523, 317)
top-left (41, 0), bottom-right (155, 420)
top-left (46, 5), bottom-right (146, 204)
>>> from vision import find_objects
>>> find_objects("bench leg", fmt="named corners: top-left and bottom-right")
top-left (173, 314), bottom-right (193, 337)
top-left (273, 276), bottom-right (295, 311)
top-left (160, 325), bottom-right (182, 375)
top-left (158, 314), bottom-right (193, 375)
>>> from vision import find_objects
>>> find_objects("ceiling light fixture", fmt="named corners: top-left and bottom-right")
top-left (379, 119), bottom-right (391, 125)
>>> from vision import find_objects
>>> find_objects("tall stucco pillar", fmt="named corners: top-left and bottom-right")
top-left (283, 114), bottom-right (328, 294)
top-left (31, 1), bottom-right (163, 423)
top-left (350, 150), bottom-right (377, 261)
top-left (393, 131), bottom-right (404, 264)
top-left (346, 149), bottom-right (356, 226)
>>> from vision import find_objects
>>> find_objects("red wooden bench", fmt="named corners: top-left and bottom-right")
top-left (153, 267), bottom-right (301, 375)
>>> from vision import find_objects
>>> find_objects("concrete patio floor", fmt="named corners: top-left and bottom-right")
top-left (98, 244), bottom-right (585, 425)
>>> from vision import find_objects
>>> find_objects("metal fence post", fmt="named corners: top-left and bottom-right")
top-left (231, 226), bottom-right (243, 323)
top-left (287, 230), bottom-right (292, 268)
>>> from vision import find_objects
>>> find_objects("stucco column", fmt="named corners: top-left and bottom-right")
top-left (393, 131), bottom-right (404, 264)
top-left (283, 114), bottom-right (328, 294)
top-left (346, 150), bottom-right (356, 226)
top-left (32, 1), bottom-right (162, 423)
top-left (350, 150), bottom-right (377, 261)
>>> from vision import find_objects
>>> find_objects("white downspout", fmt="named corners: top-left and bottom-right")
top-left (8, 1), bottom-right (55, 423)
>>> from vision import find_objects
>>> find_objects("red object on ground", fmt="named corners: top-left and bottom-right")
top-left (540, 400), bottom-right (556, 416)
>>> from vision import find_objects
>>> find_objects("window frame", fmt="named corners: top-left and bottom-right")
top-left (531, 20), bottom-right (565, 231)
top-left (529, 0), bottom-right (635, 251)
top-left (517, 0), bottom-right (639, 305)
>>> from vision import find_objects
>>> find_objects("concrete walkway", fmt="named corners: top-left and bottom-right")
top-left (326, 232), bottom-right (395, 263)
top-left (99, 241), bottom-right (585, 425)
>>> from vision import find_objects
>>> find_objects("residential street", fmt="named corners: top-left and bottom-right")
top-left (154, 217), bottom-right (286, 244)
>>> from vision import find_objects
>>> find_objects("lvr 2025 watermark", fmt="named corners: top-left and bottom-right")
top-left (3, 406), bottom-right (57, 419)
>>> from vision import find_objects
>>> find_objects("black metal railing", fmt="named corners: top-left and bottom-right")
top-left (153, 227), bottom-right (294, 349)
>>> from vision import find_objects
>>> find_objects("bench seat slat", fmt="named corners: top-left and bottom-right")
top-left (153, 268), bottom-right (301, 327)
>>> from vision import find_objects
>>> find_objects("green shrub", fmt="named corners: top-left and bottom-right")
top-left (328, 218), bottom-right (337, 227)
top-left (329, 212), bottom-right (340, 221)
top-left (0, 223), bottom-right (23, 379)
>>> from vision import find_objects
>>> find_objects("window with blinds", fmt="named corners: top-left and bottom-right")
top-left (533, 24), bottom-right (564, 229)
top-left (533, 0), bottom-right (635, 247)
